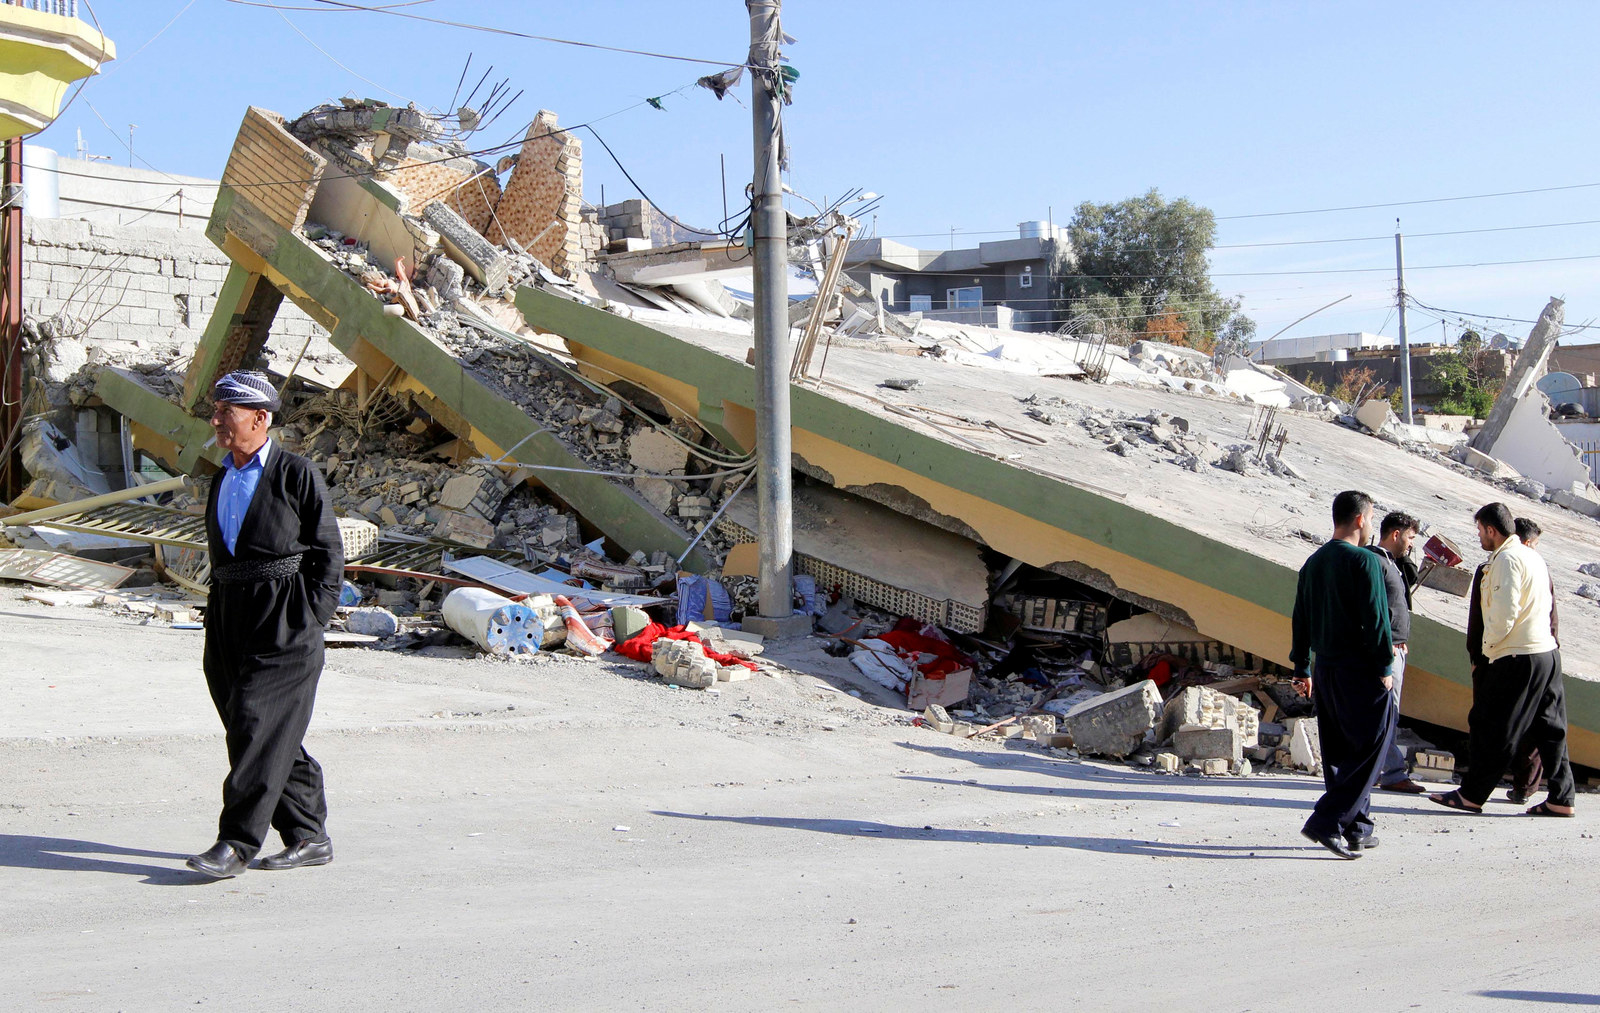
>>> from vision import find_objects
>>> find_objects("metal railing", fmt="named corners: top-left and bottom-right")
top-left (3, 0), bottom-right (79, 16)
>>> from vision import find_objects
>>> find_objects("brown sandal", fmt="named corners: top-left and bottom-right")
top-left (1428, 790), bottom-right (1484, 814)
top-left (1526, 801), bottom-right (1575, 817)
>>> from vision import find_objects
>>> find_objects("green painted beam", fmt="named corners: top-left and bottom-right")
top-left (516, 287), bottom-right (1305, 623)
top-left (96, 367), bottom-right (225, 474)
top-left (181, 263), bottom-right (253, 413)
top-left (186, 190), bottom-right (710, 570)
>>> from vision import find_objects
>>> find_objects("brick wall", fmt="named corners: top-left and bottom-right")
top-left (485, 110), bottom-right (584, 278)
top-left (21, 215), bottom-right (334, 365)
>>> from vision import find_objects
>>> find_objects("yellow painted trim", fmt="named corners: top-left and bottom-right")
top-left (0, 4), bottom-right (113, 138)
top-left (567, 341), bottom-right (718, 429)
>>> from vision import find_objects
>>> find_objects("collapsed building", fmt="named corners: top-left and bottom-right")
top-left (7, 96), bottom-right (1600, 776)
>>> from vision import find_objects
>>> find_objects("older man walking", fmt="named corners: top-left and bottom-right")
top-left (186, 371), bottom-right (345, 878)
top-left (1430, 503), bottom-right (1573, 817)
top-left (1290, 490), bottom-right (1396, 859)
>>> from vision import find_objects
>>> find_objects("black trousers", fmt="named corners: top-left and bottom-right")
top-left (1461, 650), bottom-right (1574, 807)
top-left (1472, 663), bottom-right (1547, 797)
top-left (1305, 658), bottom-right (1397, 840)
top-left (203, 579), bottom-right (329, 859)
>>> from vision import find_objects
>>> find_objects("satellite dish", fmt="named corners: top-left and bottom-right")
top-left (1538, 371), bottom-right (1583, 401)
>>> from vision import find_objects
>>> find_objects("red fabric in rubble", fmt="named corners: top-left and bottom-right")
top-left (614, 623), bottom-right (759, 671)
top-left (876, 618), bottom-right (972, 678)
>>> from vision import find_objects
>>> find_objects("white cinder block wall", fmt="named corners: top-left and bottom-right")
top-left (21, 216), bottom-right (334, 363)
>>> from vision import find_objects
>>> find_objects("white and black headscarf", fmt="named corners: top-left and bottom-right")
top-left (212, 371), bottom-right (281, 412)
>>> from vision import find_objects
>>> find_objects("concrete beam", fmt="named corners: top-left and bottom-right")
top-left (179, 265), bottom-right (283, 413)
top-left (1475, 297), bottom-right (1562, 453)
top-left (96, 367), bottom-right (224, 475)
top-left (604, 242), bottom-right (749, 286)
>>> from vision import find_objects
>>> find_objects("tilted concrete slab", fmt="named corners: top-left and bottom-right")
top-left (602, 241), bottom-right (750, 286)
top-left (99, 177), bottom-right (713, 569)
top-left (515, 287), bottom-right (1600, 768)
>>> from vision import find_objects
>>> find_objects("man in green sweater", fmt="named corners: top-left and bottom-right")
top-left (1290, 490), bottom-right (1396, 859)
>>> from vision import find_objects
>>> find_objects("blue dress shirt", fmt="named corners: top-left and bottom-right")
top-left (217, 439), bottom-right (271, 555)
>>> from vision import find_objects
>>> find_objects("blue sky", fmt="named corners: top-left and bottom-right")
top-left (41, 0), bottom-right (1600, 344)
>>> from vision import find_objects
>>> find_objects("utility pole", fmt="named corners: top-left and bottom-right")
top-left (1394, 221), bottom-right (1413, 422)
top-left (744, 0), bottom-right (802, 637)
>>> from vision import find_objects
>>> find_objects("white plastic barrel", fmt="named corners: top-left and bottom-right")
top-left (442, 586), bottom-right (541, 655)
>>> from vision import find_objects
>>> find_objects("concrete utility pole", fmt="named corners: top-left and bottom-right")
top-left (1394, 222), bottom-right (1413, 422)
top-left (744, 0), bottom-right (802, 636)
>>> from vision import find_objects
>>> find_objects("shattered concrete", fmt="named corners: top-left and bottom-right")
top-left (1061, 679), bottom-right (1161, 758)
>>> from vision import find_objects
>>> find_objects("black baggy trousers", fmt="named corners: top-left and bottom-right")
top-left (203, 576), bottom-right (329, 859)
top-left (1461, 650), bottom-right (1574, 808)
top-left (1305, 658), bottom-right (1397, 840)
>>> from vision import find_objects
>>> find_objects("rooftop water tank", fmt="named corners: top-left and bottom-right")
top-left (1018, 220), bottom-right (1049, 239)
top-left (21, 145), bottom-right (59, 218)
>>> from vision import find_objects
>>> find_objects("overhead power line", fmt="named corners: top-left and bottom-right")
top-left (1215, 180), bottom-right (1600, 221)
top-left (1403, 294), bottom-right (1600, 333)
top-left (852, 251), bottom-right (1600, 282)
top-left (276, 9), bottom-right (411, 103)
top-left (875, 216), bottom-right (1600, 252)
top-left (222, 0), bottom-right (748, 68)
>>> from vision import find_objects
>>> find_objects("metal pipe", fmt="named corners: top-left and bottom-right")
top-left (1, 474), bottom-right (191, 526)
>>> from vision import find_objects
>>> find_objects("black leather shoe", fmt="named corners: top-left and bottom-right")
top-left (1346, 834), bottom-right (1380, 851)
top-left (1302, 828), bottom-right (1361, 859)
top-left (186, 841), bottom-right (247, 879)
top-left (258, 835), bottom-right (333, 871)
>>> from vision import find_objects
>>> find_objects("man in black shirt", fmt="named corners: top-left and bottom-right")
top-left (1368, 512), bottom-right (1427, 794)
top-left (1290, 490), bottom-right (1396, 859)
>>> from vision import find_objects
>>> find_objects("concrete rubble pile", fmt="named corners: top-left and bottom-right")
top-left (272, 99), bottom-right (753, 565)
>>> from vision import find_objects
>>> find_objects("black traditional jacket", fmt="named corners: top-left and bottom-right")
top-left (204, 445), bottom-right (343, 665)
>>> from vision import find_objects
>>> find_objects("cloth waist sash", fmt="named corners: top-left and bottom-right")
top-left (213, 553), bottom-right (305, 584)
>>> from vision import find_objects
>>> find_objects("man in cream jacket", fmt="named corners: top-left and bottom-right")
top-left (1430, 502), bottom-right (1573, 816)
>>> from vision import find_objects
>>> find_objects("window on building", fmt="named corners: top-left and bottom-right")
top-left (946, 286), bottom-right (983, 309)
top-left (909, 294), bottom-right (932, 312)
top-left (1019, 265), bottom-right (1033, 289)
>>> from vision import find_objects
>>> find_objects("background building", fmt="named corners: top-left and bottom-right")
top-left (844, 222), bottom-right (1071, 332)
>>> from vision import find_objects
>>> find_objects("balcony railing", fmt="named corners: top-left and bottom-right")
top-left (3, 1), bottom-right (80, 16)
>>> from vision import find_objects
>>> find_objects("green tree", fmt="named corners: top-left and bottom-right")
top-left (1059, 188), bottom-right (1254, 349)
top-left (1427, 348), bottom-right (1500, 418)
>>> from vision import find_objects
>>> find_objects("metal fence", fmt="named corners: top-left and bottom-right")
top-left (1578, 439), bottom-right (1600, 486)
top-left (3, 0), bottom-right (79, 16)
